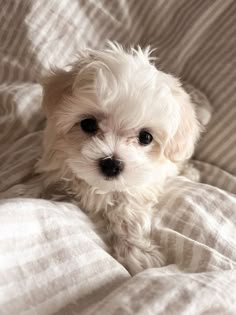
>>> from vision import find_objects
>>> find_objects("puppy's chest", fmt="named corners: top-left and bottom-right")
top-left (74, 183), bottom-right (157, 217)
top-left (78, 189), bottom-right (129, 214)
top-left (44, 174), bottom-right (158, 217)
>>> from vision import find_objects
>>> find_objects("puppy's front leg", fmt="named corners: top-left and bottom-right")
top-left (106, 205), bottom-right (165, 275)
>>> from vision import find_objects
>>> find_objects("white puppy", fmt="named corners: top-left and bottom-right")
top-left (37, 42), bottom-right (207, 274)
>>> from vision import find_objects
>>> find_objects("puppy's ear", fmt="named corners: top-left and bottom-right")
top-left (40, 68), bottom-right (76, 119)
top-left (40, 50), bottom-right (98, 119)
top-left (164, 87), bottom-right (201, 162)
top-left (183, 83), bottom-right (212, 127)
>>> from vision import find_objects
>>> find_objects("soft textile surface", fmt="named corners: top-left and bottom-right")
top-left (0, 1), bottom-right (236, 314)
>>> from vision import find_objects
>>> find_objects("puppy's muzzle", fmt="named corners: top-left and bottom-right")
top-left (99, 156), bottom-right (124, 178)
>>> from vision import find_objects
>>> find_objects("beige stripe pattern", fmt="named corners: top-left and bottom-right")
top-left (0, 0), bottom-right (236, 314)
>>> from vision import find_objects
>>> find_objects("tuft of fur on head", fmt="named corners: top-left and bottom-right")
top-left (37, 42), bottom-right (204, 274)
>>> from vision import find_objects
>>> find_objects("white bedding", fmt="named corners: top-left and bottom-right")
top-left (0, 1), bottom-right (236, 314)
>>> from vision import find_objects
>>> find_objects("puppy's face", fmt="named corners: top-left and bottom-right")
top-left (41, 43), bottom-right (200, 192)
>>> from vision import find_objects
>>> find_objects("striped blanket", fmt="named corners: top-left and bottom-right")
top-left (0, 1), bottom-right (236, 314)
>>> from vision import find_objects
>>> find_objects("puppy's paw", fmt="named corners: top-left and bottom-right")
top-left (115, 243), bottom-right (165, 275)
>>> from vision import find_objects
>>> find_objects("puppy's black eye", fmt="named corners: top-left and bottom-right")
top-left (80, 118), bottom-right (98, 133)
top-left (138, 130), bottom-right (153, 145)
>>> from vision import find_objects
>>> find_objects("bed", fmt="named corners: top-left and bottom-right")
top-left (0, 1), bottom-right (236, 314)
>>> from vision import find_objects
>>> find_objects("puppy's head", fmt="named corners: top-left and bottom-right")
top-left (40, 42), bottom-right (201, 192)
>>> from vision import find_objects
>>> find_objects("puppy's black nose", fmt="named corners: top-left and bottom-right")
top-left (99, 157), bottom-right (124, 178)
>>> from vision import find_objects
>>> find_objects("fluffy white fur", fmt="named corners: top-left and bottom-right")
top-left (36, 42), bottom-right (206, 275)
